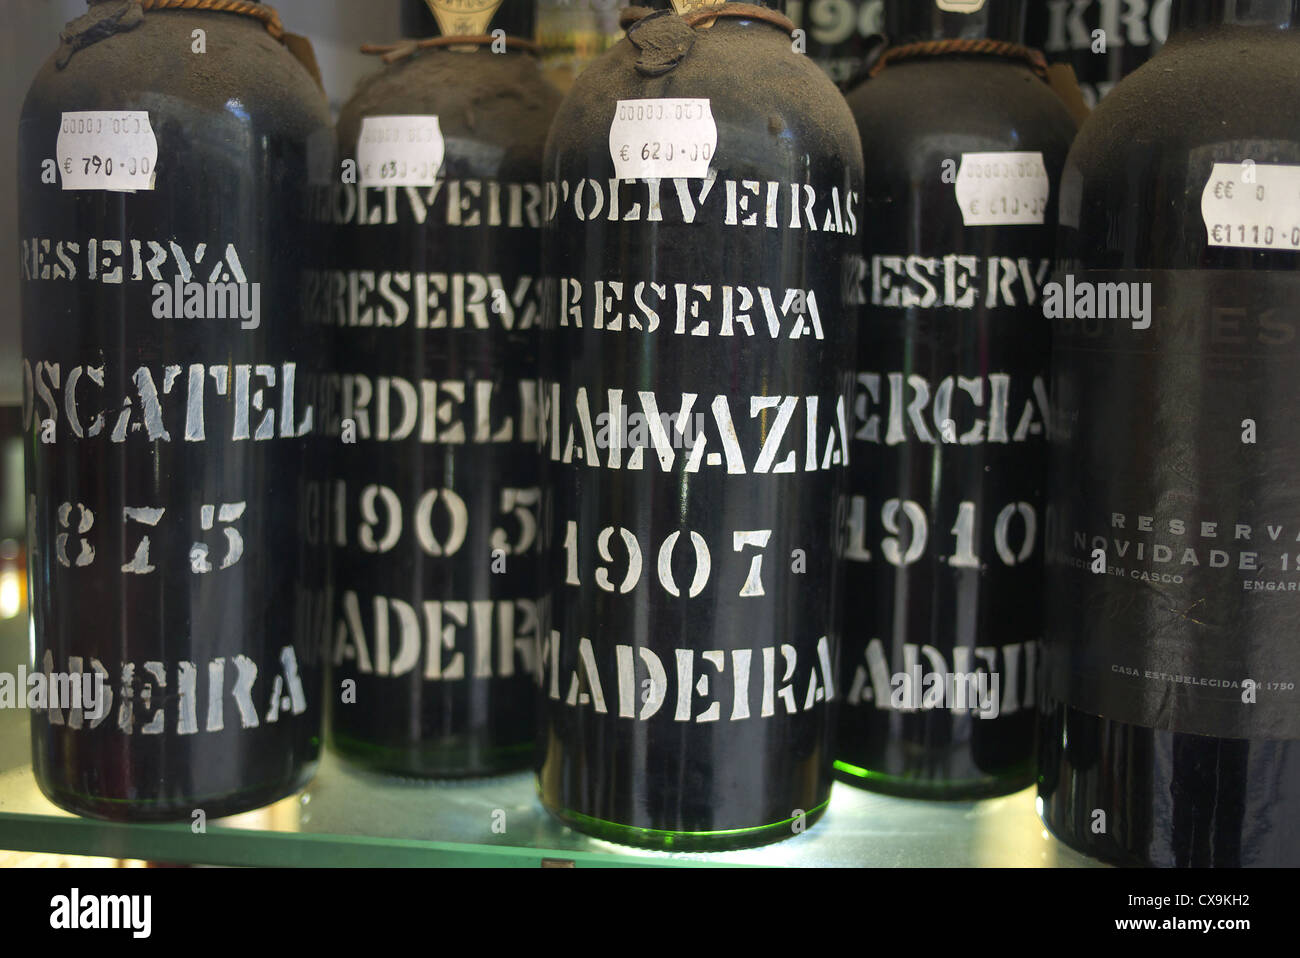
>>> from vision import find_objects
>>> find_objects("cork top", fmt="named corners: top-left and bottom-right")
top-left (639, 1), bottom-right (786, 12)
top-left (887, 0), bottom-right (1028, 46)
top-left (401, 0), bottom-right (536, 40)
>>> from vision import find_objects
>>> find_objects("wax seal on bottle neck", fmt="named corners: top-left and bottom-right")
top-left (627, 12), bottom-right (697, 75)
top-left (644, 1), bottom-right (785, 30)
top-left (671, 0), bottom-right (726, 29)
top-left (656, 0), bottom-right (785, 11)
top-left (404, 0), bottom-right (536, 44)
top-left (890, 0), bottom-right (1027, 45)
top-left (425, 0), bottom-right (504, 37)
top-left (57, 0), bottom-right (143, 68)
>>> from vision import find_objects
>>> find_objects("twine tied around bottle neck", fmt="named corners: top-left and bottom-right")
top-left (619, 3), bottom-right (795, 34)
top-left (619, 4), bottom-right (795, 76)
top-left (869, 37), bottom-right (1049, 80)
top-left (360, 34), bottom-right (541, 64)
top-left (138, 0), bottom-right (285, 40)
top-left (60, 0), bottom-right (288, 69)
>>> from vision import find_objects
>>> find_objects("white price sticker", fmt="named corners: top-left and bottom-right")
top-left (608, 98), bottom-right (716, 181)
top-left (1202, 162), bottom-right (1300, 251)
top-left (954, 151), bottom-right (1050, 227)
top-left (57, 111), bottom-right (158, 192)
top-left (357, 115), bottom-right (445, 188)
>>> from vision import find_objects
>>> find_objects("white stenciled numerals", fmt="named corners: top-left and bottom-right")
top-left (734, 530), bottom-right (773, 597)
top-left (844, 497), bottom-right (1038, 568)
top-left (190, 503), bottom-right (247, 573)
top-left (340, 482), bottom-right (538, 560)
top-left (562, 519), bottom-right (791, 599)
top-left (41, 499), bottom-right (249, 575)
top-left (786, 0), bottom-right (883, 45)
top-left (490, 488), bottom-right (539, 556)
top-left (56, 502), bottom-right (96, 568)
top-left (122, 506), bottom-right (163, 574)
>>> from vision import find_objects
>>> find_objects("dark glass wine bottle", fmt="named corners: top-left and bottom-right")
top-left (1026, 0), bottom-right (1171, 108)
top-left (786, 0), bottom-right (883, 85)
top-left (835, 0), bottom-right (1076, 799)
top-left (538, 0), bottom-right (862, 849)
top-left (1040, 0), bottom-right (1300, 867)
top-left (328, 0), bottom-right (561, 777)
top-left (19, 0), bottom-right (331, 821)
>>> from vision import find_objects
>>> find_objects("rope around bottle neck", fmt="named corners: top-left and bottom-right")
top-left (869, 38), bottom-right (1048, 80)
top-left (619, 3), bottom-right (796, 34)
top-left (59, 0), bottom-right (288, 68)
top-left (139, 0), bottom-right (285, 41)
top-left (360, 34), bottom-right (540, 65)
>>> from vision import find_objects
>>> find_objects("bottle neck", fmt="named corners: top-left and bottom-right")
top-left (1171, 0), bottom-right (1300, 33)
top-left (638, 1), bottom-right (787, 13)
top-left (886, 0), bottom-right (1028, 45)
top-left (400, 1), bottom-right (537, 40)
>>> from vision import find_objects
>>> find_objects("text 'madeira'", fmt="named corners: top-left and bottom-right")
top-left (57, 111), bottom-right (158, 192)
top-left (1201, 162), bottom-right (1300, 251)
top-left (954, 151), bottom-right (1050, 227)
top-left (357, 115), bottom-right (445, 189)
top-left (609, 98), bottom-right (717, 181)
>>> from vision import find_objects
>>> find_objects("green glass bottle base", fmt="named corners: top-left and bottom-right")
top-left (329, 733), bottom-right (532, 779)
top-left (33, 760), bottom-right (319, 824)
top-left (540, 795), bottom-right (830, 852)
top-left (833, 759), bottom-right (1032, 801)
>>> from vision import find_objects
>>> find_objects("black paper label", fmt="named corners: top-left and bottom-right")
top-left (1046, 268), bottom-right (1300, 740)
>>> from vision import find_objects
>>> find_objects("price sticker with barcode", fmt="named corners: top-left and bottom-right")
top-left (357, 115), bottom-right (445, 188)
top-left (608, 98), bottom-right (717, 181)
top-left (954, 151), bottom-right (1050, 227)
top-left (57, 111), bottom-right (158, 192)
top-left (1202, 162), bottom-right (1300, 251)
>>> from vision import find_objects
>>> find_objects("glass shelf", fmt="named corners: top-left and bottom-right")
top-left (0, 610), bottom-right (1101, 868)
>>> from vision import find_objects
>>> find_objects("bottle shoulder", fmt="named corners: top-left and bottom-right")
top-left (22, 11), bottom-right (329, 140)
top-left (1069, 31), bottom-right (1300, 179)
top-left (337, 50), bottom-right (562, 160)
top-left (1062, 30), bottom-right (1300, 269)
top-left (548, 21), bottom-right (863, 180)
top-left (847, 60), bottom-right (1079, 163)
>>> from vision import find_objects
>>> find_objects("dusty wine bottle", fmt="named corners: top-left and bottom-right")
top-left (328, 1), bottom-right (561, 777)
top-left (1026, 0), bottom-right (1171, 108)
top-left (1040, 0), bottom-right (1300, 867)
top-left (18, 0), bottom-right (331, 820)
top-left (835, 0), bottom-right (1076, 799)
top-left (537, 0), bottom-right (863, 849)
